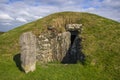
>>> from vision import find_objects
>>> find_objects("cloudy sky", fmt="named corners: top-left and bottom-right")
top-left (0, 0), bottom-right (120, 32)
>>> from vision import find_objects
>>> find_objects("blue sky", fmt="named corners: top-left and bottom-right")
top-left (0, 0), bottom-right (120, 32)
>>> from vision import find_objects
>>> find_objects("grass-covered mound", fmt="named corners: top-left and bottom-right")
top-left (0, 12), bottom-right (120, 80)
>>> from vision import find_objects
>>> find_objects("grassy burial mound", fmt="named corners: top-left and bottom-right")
top-left (0, 12), bottom-right (120, 80)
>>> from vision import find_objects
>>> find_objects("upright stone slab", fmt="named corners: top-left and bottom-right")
top-left (19, 32), bottom-right (36, 73)
top-left (61, 32), bottom-right (71, 59)
top-left (52, 32), bottom-right (71, 62)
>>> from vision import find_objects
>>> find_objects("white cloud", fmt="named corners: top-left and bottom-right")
top-left (88, 7), bottom-right (95, 11)
top-left (2, 22), bottom-right (12, 25)
top-left (0, 13), bottom-right (14, 20)
top-left (19, 11), bottom-right (30, 16)
top-left (103, 0), bottom-right (120, 7)
top-left (33, 16), bottom-right (42, 19)
top-left (16, 17), bottom-right (27, 23)
top-left (82, 7), bottom-right (95, 12)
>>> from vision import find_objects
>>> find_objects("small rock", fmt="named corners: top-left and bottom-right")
top-left (47, 26), bottom-right (54, 30)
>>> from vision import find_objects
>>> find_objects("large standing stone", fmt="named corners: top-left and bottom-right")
top-left (19, 32), bottom-right (36, 73)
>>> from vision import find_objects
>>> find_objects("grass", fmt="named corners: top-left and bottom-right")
top-left (0, 12), bottom-right (120, 80)
top-left (0, 58), bottom-right (112, 80)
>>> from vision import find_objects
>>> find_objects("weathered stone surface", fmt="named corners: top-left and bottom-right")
top-left (19, 32), bottom-right (36, 73)
top-left (65, 24), bottom-right (82, 31)
top-left (36, 32), bottom-right (54, 63)
top-left (51, 32), bottom-right (71, 62)
top-left (37, 31), bottom-right (71, 63)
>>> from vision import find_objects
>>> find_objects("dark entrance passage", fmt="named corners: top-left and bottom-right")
top-left (71, 31), bottom-right (78, 45)
top-left (61, 30), bottom-right (85, 64)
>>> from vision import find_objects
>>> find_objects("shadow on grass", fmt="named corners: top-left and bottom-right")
top-left (13, 53), bottom-right (23, 71)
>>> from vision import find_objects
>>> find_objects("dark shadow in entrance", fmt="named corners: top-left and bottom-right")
top-left (61, 31), bottom-right (85, 64)
top-left (13, 53), bottom-right (23, 71)
top-left (71, 32), bottom-right (77, 45)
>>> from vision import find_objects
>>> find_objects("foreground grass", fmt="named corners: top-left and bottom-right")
top-left (0, 56), bottom-right (114, 80)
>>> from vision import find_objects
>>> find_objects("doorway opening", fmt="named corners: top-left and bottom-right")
top-left (70, 31), bottom-right (78, 45)
top-left (61, 29), bottom-right (86, 64)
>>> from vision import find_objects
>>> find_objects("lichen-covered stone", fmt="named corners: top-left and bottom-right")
top-left (37, 32), bottom-right (53, 63)
top-left (66, 24), bottom-right (82, 31)
top-left (51, 32), bottom-right (71, 62)
top-left (37, 31), bottom-right (71, 63)
top-left (19, 32), bottom-right (36, 73)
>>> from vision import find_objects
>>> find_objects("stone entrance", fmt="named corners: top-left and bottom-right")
top-left (61, 24), bottom-right (85, 63)
top-left (19, 24), bottom-right (85, 73)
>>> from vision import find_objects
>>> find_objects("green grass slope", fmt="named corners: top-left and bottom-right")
top-left (0, 32), bottom-right (4, 35)
top-left (0, 12), bottom-right (120, 80)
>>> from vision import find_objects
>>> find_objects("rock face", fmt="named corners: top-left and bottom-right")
top-left (19, 32), bottom-right (36, 73)
top-left (37, 31), bottom-right (71, 63)
top-left (19, 24), bottom-right (83, 73)
top-left (37, 32), bottom-right (53, 63)
top-left (19, 31), bottom-right (71, 73)
top-left (51, 32), bottom-right (71, 62)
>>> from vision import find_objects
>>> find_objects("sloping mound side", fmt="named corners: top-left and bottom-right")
top-left (0, 32), bottom-right (4, 35)
top-left (0, 12), bottom-right (120, 80)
